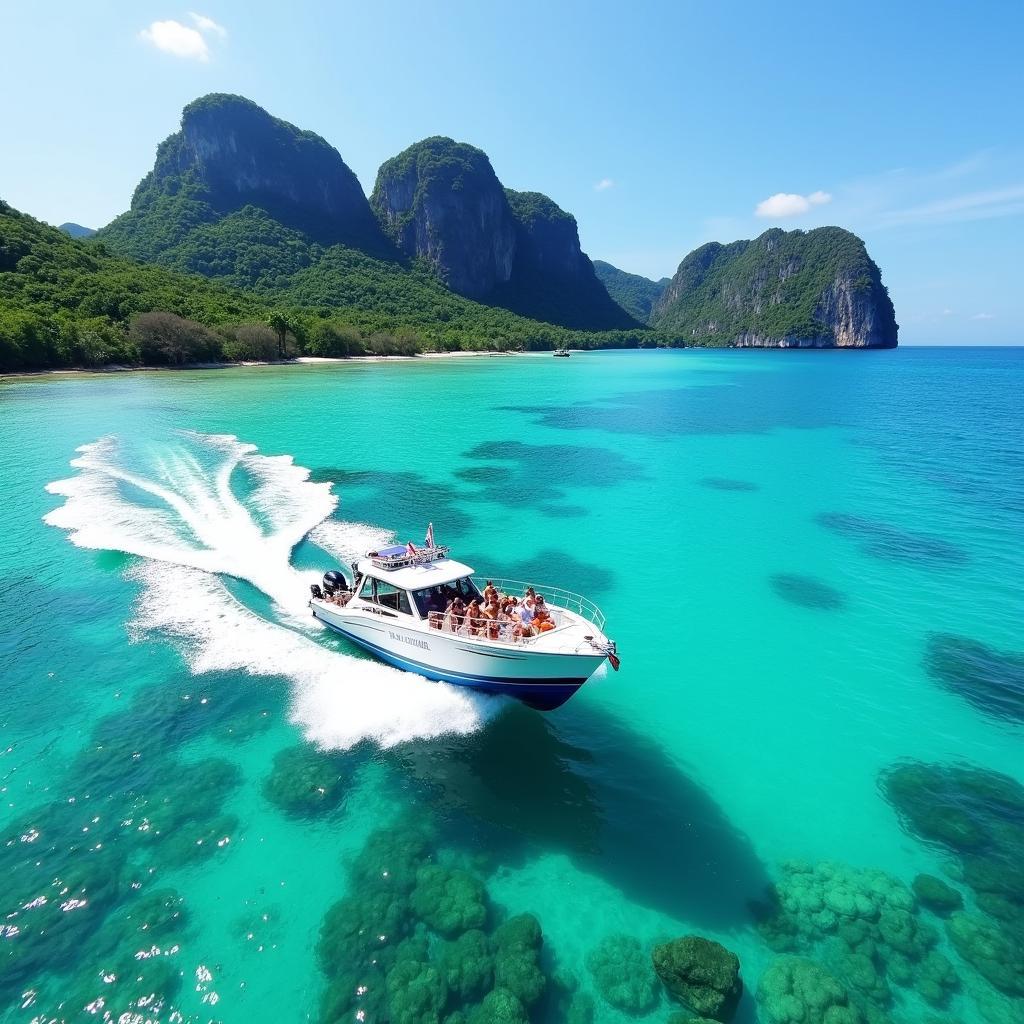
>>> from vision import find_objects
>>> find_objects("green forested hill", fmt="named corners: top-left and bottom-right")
top-left (592, 261), bottom-right (670, 323)
top-left (651, 227), bottom-right (898, 348)
top-left (0, 200), bottom-right (648, 371)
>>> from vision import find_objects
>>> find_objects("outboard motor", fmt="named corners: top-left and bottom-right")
top-left (310, 583), bottom-right (324, 600)
top-left (322, 570), bottom-right (350, 597)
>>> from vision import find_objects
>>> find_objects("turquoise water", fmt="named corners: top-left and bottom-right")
top-left (1, 348), bottom-right (1022, 1023)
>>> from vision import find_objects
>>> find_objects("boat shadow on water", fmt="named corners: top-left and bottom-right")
top-left (383, 701), bottom-right (769, 930)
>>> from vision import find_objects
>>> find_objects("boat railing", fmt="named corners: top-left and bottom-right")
top-left (427, 611), bottom-right (544, 645)
top-left (470, 577), bottom-right (606, 632)
top-left (368, 545), bottom-right (451, 570)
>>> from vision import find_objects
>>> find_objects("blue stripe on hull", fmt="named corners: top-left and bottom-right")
top-left (316, 614), bottom-right (586, 711)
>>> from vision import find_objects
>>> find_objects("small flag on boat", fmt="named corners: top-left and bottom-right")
top-left (425, 522), bottom-right (435, 548)
top-left (406, 540), bottom-right (418, 555)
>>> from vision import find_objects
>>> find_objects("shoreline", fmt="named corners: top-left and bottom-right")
top-left (0, 349), bottom-right (525, 380)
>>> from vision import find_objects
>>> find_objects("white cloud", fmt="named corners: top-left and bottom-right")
top-left (755, 190), bottom-right (832, 219)
top-left (140, 19), bottom-right (210, 60)
top-left (594, 178), bottom-right (615, 192)
top-left (189, 12), bottom-right (227, 37)
top-left (970, 312), bottom-right (995, 320)
top-left (942, 308), bottom-right (955, 316)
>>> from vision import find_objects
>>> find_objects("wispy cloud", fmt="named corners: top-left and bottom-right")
top-left (875, 184), bottom-right (1024, 228)
top-left (189, 12), bottom-right (227, 37)
top-left (755, 190), bottom-right (831, 219)
top-left (140, 12), bottom-right (226, 60)
top-left (971, 312), bottom-right (995, 320)
top-left (594, 178), bottom-right (615, 192)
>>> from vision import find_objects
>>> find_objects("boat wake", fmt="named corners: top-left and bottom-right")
top-left (44, 433), bottom-right (492, 748)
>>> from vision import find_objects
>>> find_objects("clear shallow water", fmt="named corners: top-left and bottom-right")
top-left (1, 349), bottom-right (1022, 1023)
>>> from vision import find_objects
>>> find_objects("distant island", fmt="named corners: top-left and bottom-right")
top-left (0, 93), bottom-right (897, 373)
top-left (58, 222), bottom-right (96, 239)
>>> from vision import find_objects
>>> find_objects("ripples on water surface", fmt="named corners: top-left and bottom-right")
top-left (0, 348), bottom-right (1021, 1024)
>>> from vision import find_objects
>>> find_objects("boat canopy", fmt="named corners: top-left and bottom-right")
top-left (357, 551), bottom-right (475, 591)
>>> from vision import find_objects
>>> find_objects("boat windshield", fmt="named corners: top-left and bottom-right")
top-left (411, 576), bottom-right (481, 618)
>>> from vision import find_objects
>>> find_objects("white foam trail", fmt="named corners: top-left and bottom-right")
top-left (129, 562), bottom-right (487, 749)
top-left (45, 432), bottom-right (494, 748)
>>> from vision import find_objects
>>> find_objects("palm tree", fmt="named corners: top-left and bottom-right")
top-left (266, 312), bottom-right (290, 359)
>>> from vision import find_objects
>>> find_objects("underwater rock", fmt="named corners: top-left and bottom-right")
top-left (262, 743), bottom-right (350, 816)
top-left (651, 935), bottom-right (742, 1021)
top-left (439, 929), bottom-right (494, 1002)
top-left (131, 756), bottom-right (241, 841)
top-left (159, 811), bottom-right (238, 867)
top-left (915, 949), bottom-right (960, 1007)
top-left (411, 864), bottom-right (488, 937)
top-left (467, 987), bottom-right (529, 1024)
top-left (756, 955), bottom-right (863, 1024)
top-left (769, 573), bottom-right (846, 610)
top-left (492, 913), bottom-right (546, 1007)
top-left (913, 874), bottom-right (963, 916)
top-left (386, 952), bottom-right (448, 1023)
top-left (60, 953), bottom-right (183, 1021)
top-left (822, 943), bottom-right (891, 1008)
top-left (880, 761), bottom-right (1024, 950)
top-left (349, 822), bottom-right (434, 893)
top-left (924, 633), bottom-right (1024, 724)
top-left (946, 911), bottom-right (1024, 997)
top-left (1, 842), bottom-right (125, 990)
top-left (585, 933), bottom-right (659, 1014)
top-left (219, 706), bottom-right (273, 743)
top-left (816, 513), bottom-right (968, 567)
top-left (753, 861), bottom-right (919, 953)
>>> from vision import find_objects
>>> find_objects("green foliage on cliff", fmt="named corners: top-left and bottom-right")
top-left (503, 189), bottom-right (574, 227)
top-left (0, 199), bottom-right (651, 372)
top-left (651, 227), bottom-right (897, 346)
top-left (0, 200), bottom-right (268, 370)
top-left (592, 261), bottom-right (669, 324)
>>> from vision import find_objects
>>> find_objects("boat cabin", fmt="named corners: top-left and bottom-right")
top-left (352, 545), bottom-right (482, 622)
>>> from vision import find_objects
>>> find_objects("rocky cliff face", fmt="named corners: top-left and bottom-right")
top-left (652, 227), bottom-right (898, 348)
top-left (505, 189), bottom-right (587, 280)
top-left (107, 93), bottom-right (383, 250)
top-left (370, 137), bottom-right (516, 299)
top-left (370, 141), bottom-right (636, 328)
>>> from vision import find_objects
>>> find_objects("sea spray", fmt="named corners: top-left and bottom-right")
top-left (44, 432), bottom-right (494, 748)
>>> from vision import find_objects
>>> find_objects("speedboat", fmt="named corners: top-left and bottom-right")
top-left (553, 348), bottom-right (571, 357)
top-left (308, 542), bottom-right (618, 710)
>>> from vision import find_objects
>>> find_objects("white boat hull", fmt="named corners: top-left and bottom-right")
top-left (311, 599), bottom-right (608, 709)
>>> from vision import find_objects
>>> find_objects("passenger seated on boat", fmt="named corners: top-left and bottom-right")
top-left (465, 599), bottom-right (484, 635)
top-left (483, 580), bottom-right (498, 605)
top-left (481, 597), bottom-right (502, 639)
top-left (517, 597), bottom-right (535, 635)
top-left (445, 597), bottom-right (466, 632)
top-left (533, 596), bottom-right (555, 633)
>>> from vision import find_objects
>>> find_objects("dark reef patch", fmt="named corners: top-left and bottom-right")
top-left (769, 573), bottom-right (846, 611)
top-left (536, 503), bottom-right (588, 518)
top-left (309, 466), bottom-right (474, 535)
top-left (700, 478), bottom-right (760, 492)
top-left (923, 633), bottom-right (1024, 724)
top-left (262, 743), bottom-right (354, 817)
top-left (387, 703), bottom-right (769, 928)
top-left (317, 820), bottom-right (550, 1024)
top-left (816, 512), bottom-right (969, 567)
top-left (879, 759), bottom-right (1024, 984)
top-left (502, 376), bottom-right (839, 438)
top-left (458, 440), bottom-right (645, 508)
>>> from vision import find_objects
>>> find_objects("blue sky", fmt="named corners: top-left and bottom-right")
top-left (4, 0), bottom-right (1022, 344)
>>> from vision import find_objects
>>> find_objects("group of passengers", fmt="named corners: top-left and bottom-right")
top-left (438, 582), bottom-right (555, 640)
